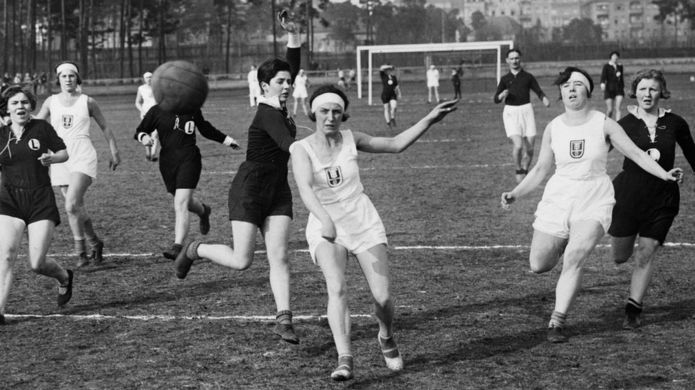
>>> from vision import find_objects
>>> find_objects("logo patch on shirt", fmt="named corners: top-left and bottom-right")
top-left (28, 138), bottom-right (40, 150)
top-left (647, 148), bottom-right (661, 161)
top-left (324, 166), bottom-right (343, 187)
top-left (184, 120), bottom-right (195, 135)
top-left (61, 115), bottom-right (73, 129)
top-left (569, 139), bottom-right (584, 159)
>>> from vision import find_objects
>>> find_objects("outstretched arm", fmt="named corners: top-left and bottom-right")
top-left (354, 99), bottom-right (458, 153)
top-left (88, 97), bottom-right (120, 170)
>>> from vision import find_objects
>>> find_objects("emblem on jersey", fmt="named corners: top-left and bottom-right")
top-left (28, 138), bottom-right (40, 151)
top-left (569, 139), bottom-right (584, 159)
top-left (324, 166), bottom-right (343, 187)
top-left (647, 148), bottom-right (661, 161)
top-left (184, 120), bottom-right (195, 135)
top-left (61, 114), bottom-right (74, 129)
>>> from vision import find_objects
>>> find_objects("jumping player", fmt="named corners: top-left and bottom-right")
top-left (494, 49), bottom-right (551, 183)
top-left (135, 71), bottom-right (159, 161)
top-left (608, 69), bottom-right (695, 329)
top-left (35, 62), bottom-right (121, 268)
top-left (174, 10), bottom-right (302, 344)
top-left (135, 106), bottom-right (240, 261)
top-left (379, 64), bottom-right (400, 128)
top-left (0, 86), bottom-right (74, 325)
top-left (501, 67), bottom-right (681, 343)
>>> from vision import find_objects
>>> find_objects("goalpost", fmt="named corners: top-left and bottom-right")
top-left (356, 41), bottom-right (514, 105)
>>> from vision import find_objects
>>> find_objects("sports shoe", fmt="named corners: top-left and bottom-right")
top-left (622, 312), bottom-right (641, 330)
top-left (199, 204), bottom-right (211, 235)
top-left (378, 335), bottom-right (404, 371)
top-left (330, 355), bottom-right (354, 381)
top-left (547, 325), bottom-right (568, 343)
top-left (57, 270), bottom-right (74, 307)
top-left (163, 244), bottom-right (182, 260)
top-left (274, 322), bottom-right (300, 344)
top-left (91, 239), bottom-right (104, 265)
top-left (76, 252), bottom-right (90, 268)
top-left (174, 241), bottom-right (200, 279)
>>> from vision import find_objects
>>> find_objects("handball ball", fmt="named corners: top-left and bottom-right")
top-left (152, 60), bottom-right (208, 114)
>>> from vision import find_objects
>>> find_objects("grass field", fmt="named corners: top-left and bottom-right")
top-left (2, 73), bottom-right (695, 389)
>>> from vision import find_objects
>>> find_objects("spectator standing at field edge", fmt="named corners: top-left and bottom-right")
top-left (600, 50), bottom-right (625, 121)
top-left (0, 86), bottom-right (74, 325)
top-left (135, 71), bottom-right (159, 161)
top-left (494, 49), bottom-right (550, 183)
top-left (174, 10), bottom-right (302, 345)
top-left (380, 64), bottom-right (401, 129)
top-left (501, 67), bottom-right (681, 343)
top-left (608, 69), bottom-right (695, 329)
top-left (291, 85), bottom-right (458, 380)
top-left (426, 64), bottom-right (440, 104)
top-left (36, 62), bottom-right (121, 268)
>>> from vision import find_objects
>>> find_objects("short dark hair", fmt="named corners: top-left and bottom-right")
top-left (307, 84), bottom-right (350, 122)
top-left (553, 66), bottom-right (594, 98)
top-left (506, 49), bottom-right (522, 58)
top-left (1, 85), bottom-right (37, 111)
top-left (629, 69), bottom-right (670, 99)
top-left (609, 50), bottom-right (620, 59)
top-left (257, 58), bottom-right (291, 92)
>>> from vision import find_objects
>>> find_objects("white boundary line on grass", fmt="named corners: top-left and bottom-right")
top-left (46, 242), bottom-right (695, 258)
top-left (3, 313), bottom-right (372, 322)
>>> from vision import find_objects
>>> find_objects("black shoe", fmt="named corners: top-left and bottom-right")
top-left (57, 270), bottom-right (74, 307)
top-left (174, 241), bottom-right (199, 279)
top-left (0, 314), bottom-right (5, 325)
top-left (163, 244), bottom-right (182, 260)
top-left (91, 240), bottom-right (104, 264)
top-left (76, 252), bottom-right (90, 268)
top-left (274, 322), bottom-right (300, 344)
top-left (547, 325), bottom-right (568, 343)
top-left (623, 312), bottom-right (641, 330)
top-left (199, 204), bottom-right (211, 235)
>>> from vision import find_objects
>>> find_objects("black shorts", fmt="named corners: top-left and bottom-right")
top-left (159, 150), bottom-right (202, 195)
top-left (228, 161), bottom-right (293, 227)
top-left (0, 185), bottom-right (60, 226)
top-left (604, 88), bottom-right (624, 100)
top-left (608, 172), bottom-right (679, 244)
top-left (381, 92), bottom-right (397, 104)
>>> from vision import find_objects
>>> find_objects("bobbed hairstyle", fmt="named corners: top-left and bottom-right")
top-left (257, 58), bottom-right (291, 92)
top-left (506, 48), bottom-right (522, 58)
top-left (609, 50), bottom-right (620, 59)
top-left (307, 84), bottom-right (350, 122)
top-left (628, 69), bottom-right (670, 99)
top-left (1, 85), bottom-right (38, 111)
top-left (553, 66), bottom-right (594, 98)
top-left (55, 61), bottom-right (82, 86)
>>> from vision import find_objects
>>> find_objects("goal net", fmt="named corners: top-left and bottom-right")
top-left (356, 41), bottom-right (514, 105)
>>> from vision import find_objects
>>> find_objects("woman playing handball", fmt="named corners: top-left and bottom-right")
top-left (608, 69), bottom-right (695, 329)
top-left (0, 86), bottom-right (74, 325)
top-left (291, 85), bottom-right (458, 380)
top-left (174, 11), bottom-right (302, 344)
top-left (501, 67), bottom-right (681, 343)
top-left (36, 62), bottom-right (121, 268)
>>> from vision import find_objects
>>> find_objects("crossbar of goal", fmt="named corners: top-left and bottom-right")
top-left (356, 41), bottom-right (514, 105)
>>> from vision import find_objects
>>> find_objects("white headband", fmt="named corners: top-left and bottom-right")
top-left (310, 92), bottom-right (345, 113)
top-left (56, 63), bottom-right (78, 76)
top-left (143, 72), bottom-right (153, 78)
top-left (568, 71), bottom-right (591, 92)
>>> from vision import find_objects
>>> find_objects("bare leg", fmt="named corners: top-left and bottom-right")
top-left (262, 215), bottom-right (292, 312)
top-left (0, 216), bottom-right (24, 315)
top-left (614, 95), bottom-right (624, 120)
top-left (26, 220), bottom-right (69, 283)
top-left (316, 242), bottom-right (351, 357)
top-left (195, 220), bottom-right (258, 270)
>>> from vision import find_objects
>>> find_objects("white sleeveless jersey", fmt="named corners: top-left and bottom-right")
top-left (292, 130), bottom-right (364, 205)
top-left (549, 110), bottom-right (609, 180)
top-left (48, 94), bottom-right (91, 140)
top-left (138, 85), bottom-right (156, 117)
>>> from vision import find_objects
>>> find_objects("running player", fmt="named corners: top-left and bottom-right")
top-left (173, 10), bottom-right (302, 345)
top-left (0, 86), bottom-right (74, 325)
top-left (135, 71), bottom-right (159, 161)
top-left (134, 106), bottom-right (240, 261)
top-left (379, 64), bottom-right (400, 128)
top-left (494, 49), bottom-right (551, 183)
top-left (608, 69), bottom-right (695, 329)
top-left (501, 67), bottom-right (681, 343)
top-left (600, 51), bottom-right (625, 120)
top-left (291, 85), bottom-right (458, 380)
top-left (35, 62), bottom-right (121, 268)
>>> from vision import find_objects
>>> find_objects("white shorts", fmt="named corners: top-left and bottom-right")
top-left (427, 81), bottom-right (439, 88)
top-left (50, 137), bottom-right (98, 186)
top-left (292, 86), bottom-right (308, 99)
top-left (306, 194), bottom-right (387, 263)
top-left (533, 174), bottom-right (615, 239)
top-left (503, 103), bottom-right (537, 138)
